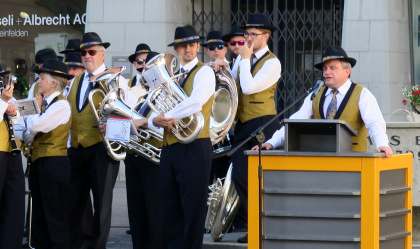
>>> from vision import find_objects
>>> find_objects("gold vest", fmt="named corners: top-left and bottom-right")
top-left (312, 83), bottom-right (367, 152)
top-left (236, 51), bottom-right (278, 123)
top-left (0, 118), bottom-right (22, 152)
top-left (128, 76), bottom-right (136, 88)
top-left (163, 62), bottom-right (214, 146)
top-left (32, 94), bottom-right (72, 162)
top-left (68, 73), bottom-right (103, 148)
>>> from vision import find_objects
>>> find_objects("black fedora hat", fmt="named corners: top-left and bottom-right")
top-left (79, 32), bottom-right (110, 50)
top-left (145, 51), bottom-right (161, 64)
top-left (314, 46), bottom-right (357, 70)
top-left (32, 59), bottom-right (74, 80)
top-left (128, 43), bottom-right (152, 63)
top-left (59, 38), bottom-right (81, 54)
top-left (65, 52), bottom-right (84, 69)
top-left (0, 64), bottom-right (10, 76)
top-left (202, 31), bottom-right (226, 47)
top-left (30, 48), bottom-right (58, 72)
top-left (168, 25), bottom-right (204, 47)
top-left (222, 25), bottom-right (245, 43)
top-left (243, 13), bottom-right (276, 32)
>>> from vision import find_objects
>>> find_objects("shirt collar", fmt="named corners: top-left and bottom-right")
top-left (180, 57), bottom-right (199, 72)
top-left (254, 45), bottom-right (269, 60)
top-left (325, 79), bottom-right (352, 96)
top-left (86, 63), bottom-right (106, 79)
top-left (46, 91), bottom-right (60, 104)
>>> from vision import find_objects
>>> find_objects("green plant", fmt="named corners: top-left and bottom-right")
top-left (402, 85), bottom-right (420, 106)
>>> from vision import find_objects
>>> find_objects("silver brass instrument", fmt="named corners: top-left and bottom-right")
top-left (100, 89), bottom-right (163, 164)
top-left (205, 163), bottom-right (240, 241)
top-left (142, 53), bottom-right (205, 144)
top-left (0, 75), bottom-right (20, 154)
top-left (207, 62), bottom-right (238, 156)
top-left (88, 67), bottom-right (127, 161)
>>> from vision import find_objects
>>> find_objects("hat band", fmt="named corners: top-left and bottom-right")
top-left (65, 62), bottom-right (84, 67)
top-left (39, 66), bottom-right (67, 75)
top-left (174, 36), bottom-right (201, 43)
top-left (206, 39), bottom-right (225, 43)
top-left (323, 55), bottom-right (346, 61)
top-left (246, 24), bottom-right (265, 27)
top-left (135, 50), bottom-right (150, 54)
top-left (80, 41), bottom-right (102, 48)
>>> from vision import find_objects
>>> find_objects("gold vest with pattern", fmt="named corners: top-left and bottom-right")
top-left (163, 62), bottom-right (214, 146)
top-left (312, 83), bottom-right (367, 152)
top-left (236, 51), bottom-right (278, 123)
top-left (32, 94), bottom-right (72, 162)
top-left (0, 118), bottom-right (22, 152)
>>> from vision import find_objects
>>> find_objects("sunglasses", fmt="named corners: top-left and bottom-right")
top-left (135, 59), bottom-right (145, 65)
top-left (208, 44), bottom-right (225, 51)
top-left (80, 49), bottom-right (101, 57)
top-left (229, 40), bottom-right (245, 46)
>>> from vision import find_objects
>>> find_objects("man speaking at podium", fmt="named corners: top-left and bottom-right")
top-left (254, 46), bottom-right (393, 158)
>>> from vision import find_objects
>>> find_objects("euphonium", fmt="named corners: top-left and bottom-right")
top-left (142, 53), bottom-right (204, 144)
top-left (88, 67), bottom-right (127, 161)
top-left (100, 89), bottom-right (163, 164)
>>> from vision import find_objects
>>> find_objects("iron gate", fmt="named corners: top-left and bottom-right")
top-left (193, 0), bottom-right (344, 118)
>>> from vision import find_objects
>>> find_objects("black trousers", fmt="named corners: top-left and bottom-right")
top-left (125, 153), bottom-right (164, 249)
top-left (0, 151), bottom-right (25, 249)
top-left (68, 142), bottom-right (120, 249)
top-left (231, 115), bottom-right (280, 225)
top-left (160, 138), bottom-right (212, 249)
top-left (30, 156), bottom-right (70, 249)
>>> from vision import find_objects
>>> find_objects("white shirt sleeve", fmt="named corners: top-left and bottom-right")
top-left (238, 57), bottom-right (281, 94)
top-left (164, 65), bottom-right (216, 120)
top-left (26, 99), bottom-right (71, 135)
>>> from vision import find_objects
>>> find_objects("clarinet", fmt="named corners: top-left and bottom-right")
top-left (0, 75), bottom-right (20, 155)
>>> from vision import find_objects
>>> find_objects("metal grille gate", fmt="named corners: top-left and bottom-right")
top-left (192, 0), bottom-right (344, 118)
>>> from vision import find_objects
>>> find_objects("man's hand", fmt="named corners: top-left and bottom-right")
top-left (251, 143), bottom-right (273, 151)
top-left (35, 93), bottom-right (43, 110)
top-left (1, 84), bottom-right (14, 103)
top-left (5, 102), bottom-right (17, 116)
top-left (99, 122), bottom-right (106, 135)
top-left (153, 113), bottom-right (175, 132)
top-left (377, 146), bottom-right (393, 158)
top-left (239, 40), bottom-right (254, 59)
top-left (133, 118), bottom-right (148, 130)
top-left (212, 59), bottom-right (229, 72)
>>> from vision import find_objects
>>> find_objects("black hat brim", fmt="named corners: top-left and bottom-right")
top-left (314, 58), bottom-right (357, 70)
top-left (59, 49), bottom-right (77, 54)
top-left (0, 71), bottom-right (10, 76)
top-left (168, 37), bottom-right (204, 47)
top-left (32, 68), bottom-right (74, 80)
top-left (128, 52), bottom-right (150, 63)
top-left (201, 41), bottom-right (226, 47)
top-left (222, 33), bottom-right (245, 43)
top-left (78, 42), bottom-right (111, 51)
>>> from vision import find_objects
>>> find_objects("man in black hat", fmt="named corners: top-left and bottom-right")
top-left (66, 31), bottom-right (135, 249)
top-left (202, 31), bottom-right (228, 63)
top-left (254, 45), bottom-right (393, 158)
top-left (25, 59), bottom-right (74, 249)
top-left (150, 24), bottom-right (215, 249)
top-left (0, 64), bottom-right (25, 249)
top-left (222, 25), bottom-right (246, 70)
top-left (227, 13), bottom-right (282, 243)
top-left (59, 38), bottom-right (82, 59)
top-left (27, 48), bottom-right (58, 99)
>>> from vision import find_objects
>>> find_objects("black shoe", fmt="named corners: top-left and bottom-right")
top-left (126, 229), bottom-right (131, 235)
top-left (237, 233), bottom-right (248, 243)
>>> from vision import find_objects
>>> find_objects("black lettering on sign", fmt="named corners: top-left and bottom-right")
top-left (390, 135), bottom-right (400, 146)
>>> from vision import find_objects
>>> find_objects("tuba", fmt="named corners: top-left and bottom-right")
top-left (205, 163), bottom-right (240, 241)
top-left (207, 62), bottom-right (238, 156)
top-left (142, 53), bottom-right (204, 144)
top-left (88, 67), bottom-right (128, 161)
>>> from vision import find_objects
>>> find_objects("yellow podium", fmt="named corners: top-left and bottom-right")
top-left (247, 120), bottom-right (413, 249)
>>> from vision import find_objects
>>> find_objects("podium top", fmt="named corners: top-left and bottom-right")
top-left (283, 119), bottom-right (357, 137)
top-left (245, 150), bottom-right (385, 158)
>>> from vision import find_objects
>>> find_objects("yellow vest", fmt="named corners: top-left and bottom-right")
top-left (236, 51), bottom-right (278, 123)
top-left (312, 83), bottom-right (367, 152)
top-left (32, 94), bottom-right (72, 162)
top-left (163, 62), bottom-right (214, 146)
top-left (68, 74), bottom-right (103, 148)
top-left (128, 76), bottom-right (136, 88)
top-left (0, 118), bottom-right (22, 152)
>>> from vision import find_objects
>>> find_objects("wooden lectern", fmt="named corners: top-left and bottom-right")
top-left (246, 119), bottom-right (412, 249)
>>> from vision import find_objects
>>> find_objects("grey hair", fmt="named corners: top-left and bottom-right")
top-left (341, 60), bottom-right (351, 69)
top-left (45, 73), bottom-right (67, 93)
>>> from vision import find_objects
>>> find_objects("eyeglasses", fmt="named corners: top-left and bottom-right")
top-left (208, 44), bottom-right (225, 51)
top-left (80, 49), bottom-right (102, 57)
top-left (229, 40), bottom-right (245, 46)
top-left (135, 59), bottom-right (145, 65)
top-left (244, 32), bottom-right (266, 39)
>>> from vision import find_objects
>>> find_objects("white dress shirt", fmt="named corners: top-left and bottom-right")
top-left (147, 57), bottom-right (215, 128)
top-left (63, 78), bottom-right (75, 98)
top-left (25, 91), bottom-right (71, 144)
top-left (266, 79), bottom-right (390, 149)
top-left (231, 45), bottom-right (281, 95)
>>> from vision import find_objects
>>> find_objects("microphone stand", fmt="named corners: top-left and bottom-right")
top-left (226, 87), bottom-right (314, 249)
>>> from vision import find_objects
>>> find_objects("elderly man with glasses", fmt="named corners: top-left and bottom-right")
top-left (66, 32), bottom-right (135, 249)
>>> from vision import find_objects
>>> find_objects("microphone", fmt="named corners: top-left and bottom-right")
top-left (310, 77), bottom-right (325, 100)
